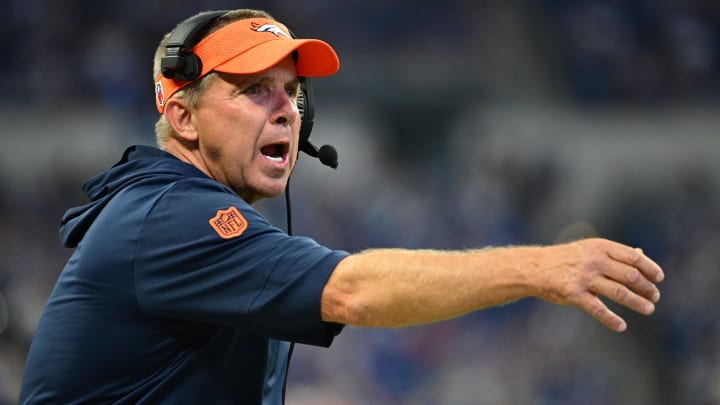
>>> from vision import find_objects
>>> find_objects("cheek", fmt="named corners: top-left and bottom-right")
top-left (196, 115), bottom-right (251, 167)
top-left (292, 118), bottom-right (302, 141)
top-left (291, 121), bottom-right (302, 157)
top-left (203, 104), bottom-right (260, 143)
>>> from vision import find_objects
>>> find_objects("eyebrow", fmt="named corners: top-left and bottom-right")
top-left (219, 73), bottom-right (299, 89)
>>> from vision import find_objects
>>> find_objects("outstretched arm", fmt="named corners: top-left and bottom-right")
top-left (320, 238), bottom-right (664, 332)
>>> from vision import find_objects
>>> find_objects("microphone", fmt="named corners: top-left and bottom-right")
top-left (317, 144), bottom-right (338, 169)
top-left (300, 140), bottom-right (338, 169)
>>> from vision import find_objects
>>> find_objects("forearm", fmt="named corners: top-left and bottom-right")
top-left (321, 246), bottom-right (542, 328)
top-left (321, 238), bottom-right (664, 332)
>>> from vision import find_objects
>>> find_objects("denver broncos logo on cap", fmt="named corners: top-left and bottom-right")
top-left (250, 21), bottom-right (290, 38)
top-left (209, 206), bottom-right (248, 239)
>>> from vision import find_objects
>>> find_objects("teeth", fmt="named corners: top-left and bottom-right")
top-left (261, 143), bottom-right (287, 164)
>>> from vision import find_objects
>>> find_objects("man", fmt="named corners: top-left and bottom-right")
top-left (19, 8), bottom-right (664, 404)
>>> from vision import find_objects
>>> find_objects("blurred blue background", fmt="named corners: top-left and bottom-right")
top-left (1, 0), bottom-right (719, 404)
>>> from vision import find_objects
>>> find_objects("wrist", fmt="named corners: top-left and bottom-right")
top-left (509, 245), bottom-right (554, 301)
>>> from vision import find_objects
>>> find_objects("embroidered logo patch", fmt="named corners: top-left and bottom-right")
top-left (250, 22), bottom-right (291, 38)
top-left (155, 81), bottom-right (165, 108)
top-left (209, 207), bottom-right (248, 239)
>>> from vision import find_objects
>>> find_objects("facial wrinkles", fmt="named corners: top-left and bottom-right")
top-left (212, 72), bottom-right (298, 135)
top-left (185, 84), bottom-right (246, 191)
top-left (202, 64), bottom-right (299, 197)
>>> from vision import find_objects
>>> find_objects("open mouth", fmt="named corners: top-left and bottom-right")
top-left (260, 142), bottom-right (289, 163)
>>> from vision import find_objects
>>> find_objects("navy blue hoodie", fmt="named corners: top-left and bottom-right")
top-left (20, 145), bottom-right (347, 404)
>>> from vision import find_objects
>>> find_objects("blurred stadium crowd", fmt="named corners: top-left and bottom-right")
top-left (1, 0), bottom-right (719, 404)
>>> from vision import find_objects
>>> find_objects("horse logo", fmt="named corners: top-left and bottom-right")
top-left (250, 22), bottom-right (291, 39)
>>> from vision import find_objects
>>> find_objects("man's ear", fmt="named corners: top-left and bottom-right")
top-left (164, 98), bottom-right (198, 142)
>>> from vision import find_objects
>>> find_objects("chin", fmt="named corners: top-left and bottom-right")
top-left (240, 183), bottom-right (287, 205)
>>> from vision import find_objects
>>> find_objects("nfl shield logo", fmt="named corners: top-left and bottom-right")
top-left (155, 81), bottom-right (165, 107)
top-left (209, 207), bottom-right (248, 239)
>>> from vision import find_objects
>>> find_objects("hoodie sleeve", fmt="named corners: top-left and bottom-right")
top-left (133, 178), bottom-right (347, 347)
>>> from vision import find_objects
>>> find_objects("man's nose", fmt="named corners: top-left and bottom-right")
top-left (271, 90), bottom-right (298, 126)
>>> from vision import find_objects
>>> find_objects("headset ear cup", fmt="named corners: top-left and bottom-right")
top-left (179, 53), bottom-right (202, 81)
top-left (161, 52), bottom-right (203, 81)
top-left (160, 10), bottom-right (227, 81)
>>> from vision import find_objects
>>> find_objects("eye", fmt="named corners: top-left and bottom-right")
top-left (286, 84), bottom-right (299, 99)
top-left (244, 83), bottom-right (262, 95)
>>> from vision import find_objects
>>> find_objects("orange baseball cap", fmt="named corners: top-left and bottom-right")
top-left (154, 18), bottom-right (340, 113)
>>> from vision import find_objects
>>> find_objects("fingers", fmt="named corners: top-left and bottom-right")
top-left (608, 245), bottom-right (664, 284)
top-left (564, 238), bottom-right (665, 332)
top-left (576, 293), bottom-right (627, 332)
top-left (596, 258), bottom-right (661, 304)
top-left (589, 276), bottom-right (655, 317)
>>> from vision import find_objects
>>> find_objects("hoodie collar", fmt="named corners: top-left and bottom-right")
top-left (59, 145), bottom-right (208, 247)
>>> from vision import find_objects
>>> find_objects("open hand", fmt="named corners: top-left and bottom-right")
top-left (536, 238), bottom-right (664, 332)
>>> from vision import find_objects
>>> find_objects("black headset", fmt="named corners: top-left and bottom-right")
top-left (160, 10), bottom-right (337, 168)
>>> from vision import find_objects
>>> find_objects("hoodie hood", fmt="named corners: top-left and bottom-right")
top-left (59, 145), bottom-right (208, 248)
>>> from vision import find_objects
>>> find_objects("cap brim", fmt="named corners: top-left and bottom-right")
top-left (155, 18), bottom-right (341, 113)
top-left (214, 38), bottom-right (339, 77)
